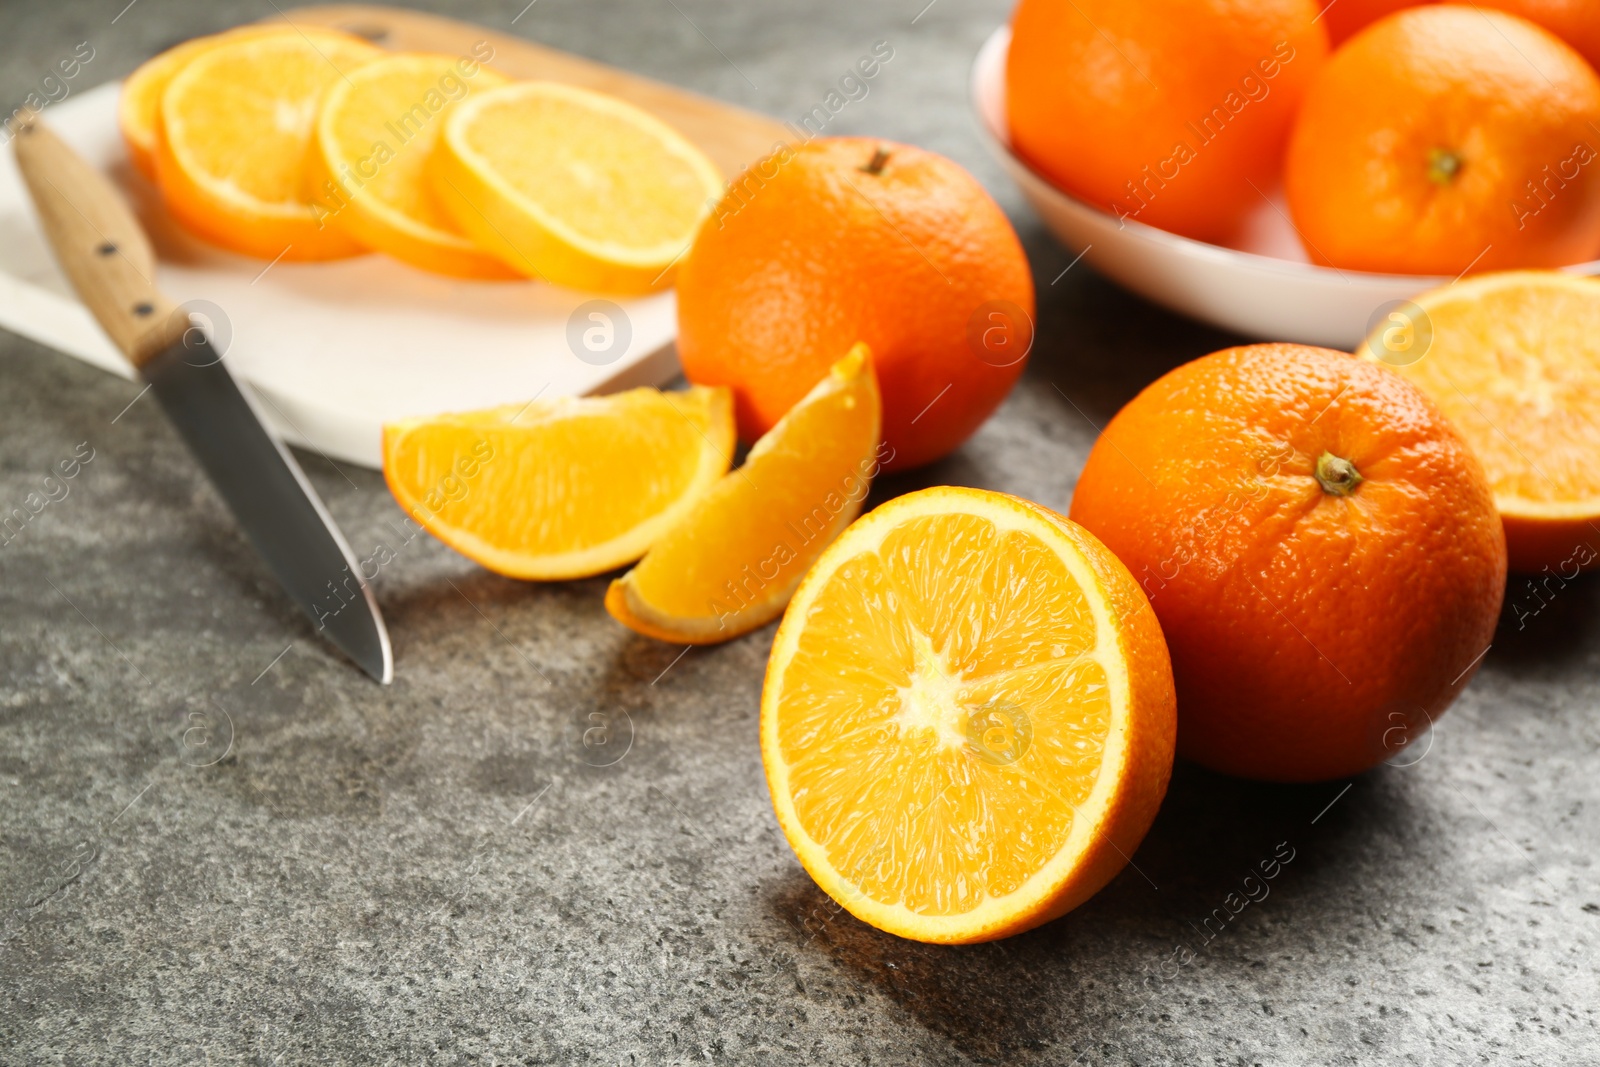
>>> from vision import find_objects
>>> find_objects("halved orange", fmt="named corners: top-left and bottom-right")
top-left (383, 387), bottom-right (734, 580)
top-left (155, 29), bottom-right (381, 260)
top-left (761, 486), bottom-right (1176, 943)
top-left (118, 24), bottom-right (289, 181)
top-left (313, 52), bottom-right (515, 278)
top-left (430, 81), bottom-right (724, 292)
top-left (1357, 271), bottom-right (1600, 573)
top-left (606, 344), bottom-right (882, 643)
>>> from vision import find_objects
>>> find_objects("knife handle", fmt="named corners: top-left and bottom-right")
top-left (12, 114), bottom-right (186, 368)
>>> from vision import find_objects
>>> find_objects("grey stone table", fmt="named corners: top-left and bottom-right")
top-left (2, 1), bottom-right (1596, 1063)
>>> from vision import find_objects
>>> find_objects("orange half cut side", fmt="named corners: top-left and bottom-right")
top-left (760, 486), bottom-right (1177, 943)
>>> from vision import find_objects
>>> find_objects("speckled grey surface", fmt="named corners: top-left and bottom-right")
top-left (2, 1), bottom-right (1598, 1064)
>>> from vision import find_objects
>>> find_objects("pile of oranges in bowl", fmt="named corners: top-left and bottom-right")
top-left (1006, 0), bottom-right (1600, 275)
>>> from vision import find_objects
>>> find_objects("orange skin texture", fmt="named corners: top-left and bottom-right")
top-left (1004, 0), bottom-right (1328, 243)
top-left (1321, 1), bottom-right (1600, 67)
top-left (1068, 345), bottom-right (1507, 782)
top-left (1466, 0), bottom-right (1600, 71)
top-left (1323, 0), bottom-right (1430, 43)
top-left (1285, 6), bottom-right (1600, 275)
top-left (675, 137), bottom-right (1034, 473)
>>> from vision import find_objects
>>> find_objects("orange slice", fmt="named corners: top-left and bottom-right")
top-left (313, 52), bottom-right (515, 278)
top-left (606, 344), bottom-right (882, 643)
top-left (1356, 271), bottom-right (1600, 573)
top-left (155, 29), bottom-right (381, 260)
top-left (430, 81), bottom-right (724, 293)
top-left (383, 387), bottom-right (734, 580)
top-left (118, 25), bottom-right (288, 181)
top-left (761, 486), bottom-right (1176, 943)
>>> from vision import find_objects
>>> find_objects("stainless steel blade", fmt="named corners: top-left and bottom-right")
top-left (142, 334), bottom-right (393, 683)
top-left (10, 111), bottom-right (391, 683)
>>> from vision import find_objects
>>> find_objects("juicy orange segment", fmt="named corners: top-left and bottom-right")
top-left (606, 344), bottom-right (882, 643)
top-left (1357, 271), bottom-right (1600, 572)
top-left (383, 387), bottom-right (734, 580)
top-left (118, 25), bottom-right (288, 181)
top-left (761, 487), bottom-right (1176, 943)
top-left (155, 29), bottom-right (381, 260)
top-left (430, 81), bottom-right (724, 293)
top-left (313, 52), bottom-right (515, 278)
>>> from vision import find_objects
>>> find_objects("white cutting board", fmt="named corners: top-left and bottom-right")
top-left (0, 81), bottom-right (681, 468)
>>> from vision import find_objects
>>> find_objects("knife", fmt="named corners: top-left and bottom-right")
top-left (11, 113), bottom-right (392, 684)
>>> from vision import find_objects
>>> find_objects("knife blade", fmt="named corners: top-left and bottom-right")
top-left (11, 112), bottom-right (392, 684)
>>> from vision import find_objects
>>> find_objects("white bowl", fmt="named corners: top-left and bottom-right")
top-left (970, 26), bottom-right (1600, 348)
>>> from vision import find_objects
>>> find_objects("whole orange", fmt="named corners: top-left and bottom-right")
top-left (1004, 0), bottom-right (1328, 243)
top-left (1068, 345), bottom-right (1507, 782)
top-left (1285, 6), bottom-right (1600, 275)
top-left (676, 138), bottom-right (1033, 473)
top-left (1471, 0), bottom-right (1600, 72)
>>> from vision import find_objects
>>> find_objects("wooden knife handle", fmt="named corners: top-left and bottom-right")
top-left (11, 114), bottom-right (186, 368)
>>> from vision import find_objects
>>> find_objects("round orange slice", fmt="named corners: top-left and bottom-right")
top-left (606, 343), bottom-right (882, 643)
top-left (313, 52), bottom-right (515, 278)
top-left (1357, 271), bottom-right (1600, 573)
top-left (118, 24), bottom-right (289, 182)
top-left (761, 486), bottom-right (1176, 943)
top-left (155, 29), bottom-right (381, 260)
top-left (383, 387), bottom-right (734, 581)
top-left (430, 81), bottom-right (724, 293)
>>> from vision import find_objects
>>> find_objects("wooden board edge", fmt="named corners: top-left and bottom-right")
top-left (276, 3), bottom-right (794, 180)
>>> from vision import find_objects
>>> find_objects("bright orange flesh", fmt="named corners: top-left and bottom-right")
top-left (431, 81), bottom-right (724, 293)
top-left (383, 387), bottom-right (734, 581)
top-left (154, 30), bottom-right (382, 260)
top-left (313, 52), bottom-right (515, 278)
top-left (118, 25), bottom-right (290, 181)
top-left (1357, 271), bottom-right (1600, 573)
top-left (1069, 344), bottom-right (1506, 782)
top-left (606, 344), bottom-right (883, 644)
top-left (761, 486), bottom-right (1176, 943)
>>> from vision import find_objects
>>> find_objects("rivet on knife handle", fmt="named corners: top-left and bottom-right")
top-left (10, 112), bottom-right (186, 368)
top-left (11, 109), bottom-right (394, 684)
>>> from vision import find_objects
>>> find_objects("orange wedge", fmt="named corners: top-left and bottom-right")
top-left (383, 387), bottom-right (734, 580)
top-left (761, 486), bottom-right (1176, 943)
top-left (606, 344), bottom-right (882, 643)
top-left (155, 29), bottom-right (381, 260)
top-left (118, 24), bottom-right (288, 181)
top-left (1357, 271), bottom-right (1600, 573)
top-left (429, 81), bottom-right (724, 293)
top-left (313, 52), bottom-right (515, 278)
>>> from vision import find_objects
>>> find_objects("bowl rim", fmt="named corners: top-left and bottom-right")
top-left (968, 24), bottom-right (1600, 287)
